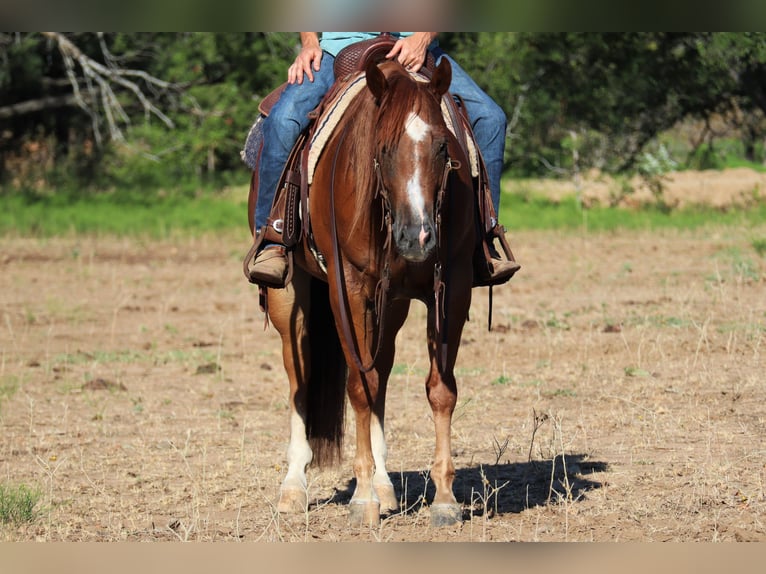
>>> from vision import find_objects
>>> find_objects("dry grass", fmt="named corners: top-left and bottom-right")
top-left (1, 207), bottom-right (764, 541)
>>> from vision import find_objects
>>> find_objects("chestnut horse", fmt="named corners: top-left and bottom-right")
top-left (265, 58), bottom-right (474, 527)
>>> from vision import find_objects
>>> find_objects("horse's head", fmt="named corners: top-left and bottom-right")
top-left (366, 58), bottom-right (453, 263)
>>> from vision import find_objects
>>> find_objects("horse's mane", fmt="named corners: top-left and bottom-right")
top-left (338, 65), bottom-right (447, 233)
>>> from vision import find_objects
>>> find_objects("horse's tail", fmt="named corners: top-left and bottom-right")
top-left (306, 277), bottom-right (347, 468)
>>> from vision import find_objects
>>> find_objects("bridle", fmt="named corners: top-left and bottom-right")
top-left (328, 121), bottom-right (460, 373)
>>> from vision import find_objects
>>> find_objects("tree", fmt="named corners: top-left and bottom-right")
top-left (0, 32), bottom-right (298, 190)
top-left (2, 33), bottom-right (765, 193)
top-left (505, 32), bottom-right (766, 175)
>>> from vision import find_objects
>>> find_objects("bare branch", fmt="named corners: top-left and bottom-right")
top-left (0, 94), bottom-right (82, 119)
top-left (40, 32), bottom-right (176, 145)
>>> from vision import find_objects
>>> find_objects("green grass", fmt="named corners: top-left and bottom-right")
top-left (2, 177), bottom-right (766, 237)
top-left (0, 483), bottom-right (42, 526)
top-left (0, 189), bottom-right (249, 238)
top-left (499, 190), bottom-right (766, 232)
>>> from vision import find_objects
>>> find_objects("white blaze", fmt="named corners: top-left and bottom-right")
top-left (404, 112), bottom-right (430, 221)
top-left (405, 111), bottom-right (430, 143)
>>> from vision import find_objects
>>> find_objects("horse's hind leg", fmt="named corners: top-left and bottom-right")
top-left (267, 275), bottom-right (313, 513)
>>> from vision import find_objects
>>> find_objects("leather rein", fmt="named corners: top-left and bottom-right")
top-left (328, 124), bottom-right (460, 374)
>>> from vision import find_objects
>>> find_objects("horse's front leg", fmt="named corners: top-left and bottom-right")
top-left (424, 282), bottom-right (471, 527)
top-left (423, 360), bottom-right (461, 526)
top-left (333, 286), bottom-right (408, 525)
top-left (345, 366), bottom-right (381, 525)
top-left (267, 275), bottom-right (313, 514)
top-left (368, 300), bottom-right (410, 515)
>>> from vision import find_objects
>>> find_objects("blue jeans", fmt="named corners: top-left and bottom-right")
top-left (254, 53), bottom-right (337, 231)
top-left (434, 49), bottom-right (507, 218)
top-left (254, 49), bottom-right (507, 232)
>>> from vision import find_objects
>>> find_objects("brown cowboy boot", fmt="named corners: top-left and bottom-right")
top-left (487, 236), bottom-right (521, 283)
top-left (248, 244), bottom-right (289, 288)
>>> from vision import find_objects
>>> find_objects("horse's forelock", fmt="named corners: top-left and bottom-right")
top-left (338, 67), bottom-right (446, 230)
top-left (376, 72), bottom-right (430, 151)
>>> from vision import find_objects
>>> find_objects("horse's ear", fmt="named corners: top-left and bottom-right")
top-left (430, 57), bottom-right (452, 98)
top-left (366, 60), bottom-right (388, 102)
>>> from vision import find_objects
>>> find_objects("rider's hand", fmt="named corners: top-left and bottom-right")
top-left (289, 33), bottom-right (323, 84)
top-left (385, 33), bottom-right (437, 74)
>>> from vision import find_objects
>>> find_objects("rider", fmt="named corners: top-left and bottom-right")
top-left (249, 32), bottom-right (519, 286)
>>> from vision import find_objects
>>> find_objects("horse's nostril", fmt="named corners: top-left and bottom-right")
top-left (419, 226), bottom-right (431, 248)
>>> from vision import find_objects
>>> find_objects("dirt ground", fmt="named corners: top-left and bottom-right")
top-left (1, 170), bottom-right (765, 542)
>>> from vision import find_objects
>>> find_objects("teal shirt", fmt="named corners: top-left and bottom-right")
top-left (319, 32), bottom-right (437, 57)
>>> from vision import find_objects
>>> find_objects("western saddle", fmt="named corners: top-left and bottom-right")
top-left (243, 33), bottom-right (516, 290)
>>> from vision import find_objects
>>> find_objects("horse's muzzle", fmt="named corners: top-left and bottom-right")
top-left (393, 217), bottom-right (437, 262)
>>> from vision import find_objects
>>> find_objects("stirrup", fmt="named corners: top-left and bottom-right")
top-left (473, 226), bottom-right (520, 287)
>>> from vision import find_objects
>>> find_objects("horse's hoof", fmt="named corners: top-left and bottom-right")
top-left (374, 483), bottom-right (400, 514)
top-left (430, 503), bottom-right (463, 527)
top-left (348, 500), bottom-right (380, 526)
top-left (277, 487), bottom-right (308, 514)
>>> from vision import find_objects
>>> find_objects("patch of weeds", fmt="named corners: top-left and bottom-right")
top-left (131, 397), bottom-right (144, 414)
top-left (717, 247), bottom-right (761, 282)
top-left (490, 375), bottom-right (512, 386)
top-left (217, 410), bottom-right (235, 421)
top-left (715, 321), bottom-right (765, 336)
top-left (456, 367), bottom-right (483, 377)
top-left (522, 379), bottom-right (544, 388)
top-left (54, 379), bottom-right (82, 396)
top-left (390, 363), bottom-right (427, 377)
top-left (0, 376), bottom-right (19, 413)
top-left (662, 316), bottom-right (687, 328)
top-left (636, 315), bottom-right (688, 329)
top-left (0, 483), bottom-right (42, 526)
top-left (618, 262), bottom-right (633, 278)
top-left (23, 309), bottom-right (37, 325)
top-left (544, 312), bottom-right (570, 331)
top-left (154, 349), bottom-right (215, 367)
top-left (625, 366), bottom-right (652, 378)
top-left (546, 388), bottom-right (577, 398)
top-left (44, 298), bottom-right (91, 325)
top-left (753, 238), bottom-right (766, 257)
top-left (0, 376), bottom-right (19, 400)
top-left (731, 256), bottom-right (760, 282)
top-left (390, 364), bottom-right (408, 375)
top-left (52, 349), bottom-right (145, 366)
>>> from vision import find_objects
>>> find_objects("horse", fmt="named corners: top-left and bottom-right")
top-left (264, 57), bottom-right (476, 527)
